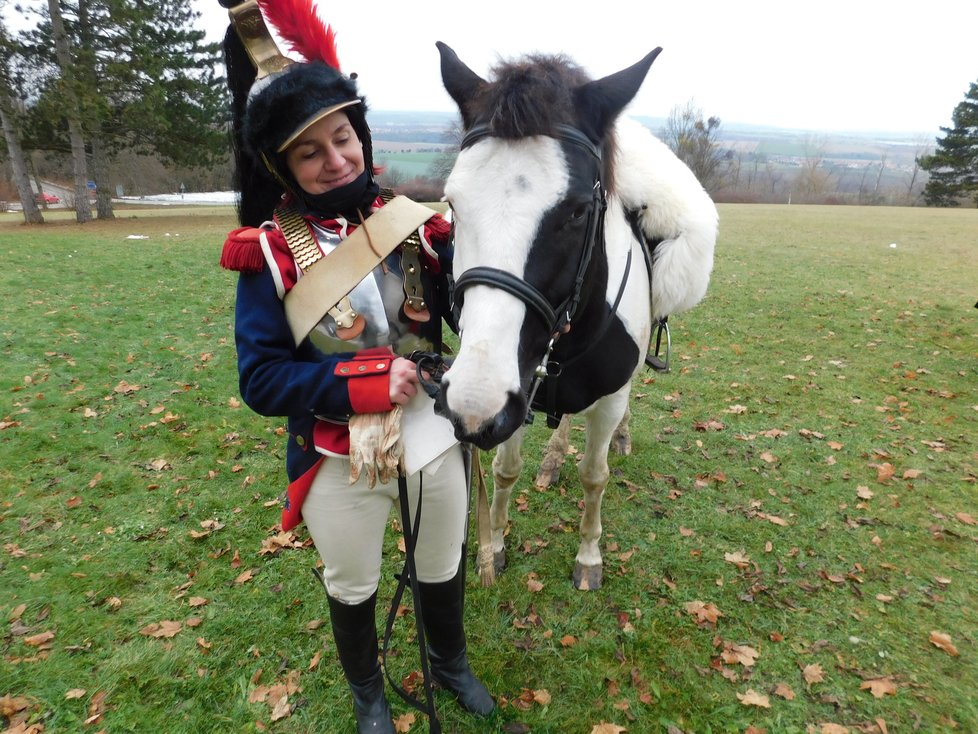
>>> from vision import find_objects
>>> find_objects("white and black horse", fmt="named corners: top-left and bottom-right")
top-left (433, 43), bottom-right (718, 589)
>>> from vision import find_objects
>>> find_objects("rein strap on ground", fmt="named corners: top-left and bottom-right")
top-left (382, 474), bottom-right (442, 733)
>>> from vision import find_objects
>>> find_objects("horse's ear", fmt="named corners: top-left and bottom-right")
top-left (574, 47), bottom-right (663, 140)
top-left (436, 41), bottom-right (487, 128)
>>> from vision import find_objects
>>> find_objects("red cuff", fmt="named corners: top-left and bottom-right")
top-left (336, 349), bottom-right (396, 414)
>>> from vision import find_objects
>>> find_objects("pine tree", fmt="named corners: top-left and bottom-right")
top-left (919, 79), bottom-right (978, 207)
top-left (14, 0), bottom-right (227, 218)
top-left (47, 0), bottom-right (92, 222)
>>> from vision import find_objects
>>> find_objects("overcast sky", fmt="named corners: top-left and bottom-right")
top-left (8, 0), bottom-right (975, 135)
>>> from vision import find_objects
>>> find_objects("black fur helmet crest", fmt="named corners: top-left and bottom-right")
top-left (220, 0), bottom-right (372, 226)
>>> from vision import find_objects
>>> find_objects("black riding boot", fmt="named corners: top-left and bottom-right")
top-left (326, 592), bottom-right (395, 734)
top-left (417, 573), bottom-right (495, 716)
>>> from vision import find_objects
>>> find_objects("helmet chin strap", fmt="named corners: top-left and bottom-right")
top-left (259, 151), bottom-right (299, 198)
top-left (295, 170), bottom-right (378, 220)
top-left (259, 153), bottom-right (378, 221)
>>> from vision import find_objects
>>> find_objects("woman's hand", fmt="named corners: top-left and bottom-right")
top-left (388, 357), bottom-right (420, 406)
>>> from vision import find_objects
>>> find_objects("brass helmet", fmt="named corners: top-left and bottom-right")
top-left (221, 0), bottom-right (373, 225)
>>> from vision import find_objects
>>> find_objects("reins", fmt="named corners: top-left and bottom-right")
top-left (381, 474), bottom-right (443, 733)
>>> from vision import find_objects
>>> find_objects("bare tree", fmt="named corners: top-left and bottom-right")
top-left (795, 135), bottom-right (833, 201)
top-left (872, 152), bottom-right (888, 201)
top-left (661, 100), bottom-right (726, 192)
top-left (905, 138), bottom-right (931, 205)
top-left (0, 16), bottom-right (43, 223)
top-left (0, 91), bottom-right (43, 223)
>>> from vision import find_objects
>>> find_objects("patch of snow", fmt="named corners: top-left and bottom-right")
top-left (118, 191), bottom-right (238, 206)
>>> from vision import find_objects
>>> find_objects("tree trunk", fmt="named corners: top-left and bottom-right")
top-left (76, 0), bottom-right (112, 219)
top-left (89, 132), bottom-right (114, 219)
top-left (47, 0), bottom-right (91, 223)
top-left (0, 91), bottom-right (44, 224)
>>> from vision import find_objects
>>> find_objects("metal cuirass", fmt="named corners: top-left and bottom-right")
top-left (305, 222), bottom-right (434, 357)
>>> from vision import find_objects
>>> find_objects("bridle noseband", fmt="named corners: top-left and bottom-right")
top-left (447, 124), bottom-right (609, 420)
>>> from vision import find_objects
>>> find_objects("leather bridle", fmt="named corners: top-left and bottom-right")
top-left (447, 124), bottom-right (612, 419)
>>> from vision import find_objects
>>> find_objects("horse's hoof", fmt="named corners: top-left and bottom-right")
top-left (534, 460), bottom-right (563, 488)
top-left (610, 433), bottom-right (632, 456)
top-left (493, 549), bottom-right (506, 575)
top-left (572, 563), bottom-right (603, 591)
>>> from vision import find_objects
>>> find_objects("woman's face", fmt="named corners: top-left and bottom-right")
top-left (284, 111), bottom-right (365, 195)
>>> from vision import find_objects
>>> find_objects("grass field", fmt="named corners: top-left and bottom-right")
top-left (1, 204), bottom-right (976, 733)
top-left (374, 150), bottom-right (445, 179)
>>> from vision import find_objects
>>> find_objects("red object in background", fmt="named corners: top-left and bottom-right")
top-left (34, 192), bottom-right (60, 204)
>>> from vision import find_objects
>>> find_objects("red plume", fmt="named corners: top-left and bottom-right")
top-left (257, 0), bottom-right (341, 70)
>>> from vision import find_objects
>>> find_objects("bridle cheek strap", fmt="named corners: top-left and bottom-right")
top-left (448, 124), bottom-right (608, 423)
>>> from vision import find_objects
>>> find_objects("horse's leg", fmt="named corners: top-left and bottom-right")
top-left (610, 403), bottom-right (632, 456)
top-left (534, 413), bottom-right (572, 488)
top-left (489, 426), bottom-right (525, 575)
top-left (572, 384), bottom-right (631, 590)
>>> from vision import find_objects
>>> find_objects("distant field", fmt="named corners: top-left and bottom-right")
top-left (374, 148), bottom-right (446, 178)
top-left (1, 204), bottom-right (976, 733)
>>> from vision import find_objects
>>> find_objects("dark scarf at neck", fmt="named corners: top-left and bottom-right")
top-left (292, 170), bottom-right (380, 223)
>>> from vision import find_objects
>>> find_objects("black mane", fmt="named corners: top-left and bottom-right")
top-left (478, 54), bottom-right (589, 138)
top-left (473, 54), bottom-right (618, 191)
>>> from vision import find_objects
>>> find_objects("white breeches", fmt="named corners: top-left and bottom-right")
top-left (301, 446), bottom-right (468, 604)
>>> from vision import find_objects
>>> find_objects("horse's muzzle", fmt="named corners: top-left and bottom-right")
top-left (434, 385), bottom-right (526, 450)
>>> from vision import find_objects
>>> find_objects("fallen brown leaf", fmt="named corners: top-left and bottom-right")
top-left (874, 462), bottom-right (895, 483)
top-left (590, 723), bottom-right (627, 734)
top-left (736, 688), bottom-right (770, 708)
top-left (234, 569), bottom-right (256, 585)
top-left (269, 693), bottom-right (291, 721)
top-left (860, 677), bottom-right (898, 698)
top-left (23, 631), bottom-right (55, 648)
top-left (394, 712), bottom-right (416, 732)
top-left (721, 642), bottom-right (759, 667)
top-left (724, 550), bottom-right (751, 569)
top-left (684, 600), bottom-right (723, 627)
top-left (929, 630), bottom-right (959, 656)
top-left (139, 620), bottom-right (182, 638)
top-left (802, 662), bottom-right (825, 685)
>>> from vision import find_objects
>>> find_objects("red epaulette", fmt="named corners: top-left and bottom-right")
top-left (425, 211), bottom-right (451, 240)
top-left (220, 227), bottom-right (266, 273)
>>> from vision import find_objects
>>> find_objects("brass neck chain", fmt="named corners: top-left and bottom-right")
top-left (275, 205), bottom-right (323, 272)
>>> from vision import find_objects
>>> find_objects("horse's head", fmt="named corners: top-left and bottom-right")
top-left (433, 43), bottom-right (661, 449)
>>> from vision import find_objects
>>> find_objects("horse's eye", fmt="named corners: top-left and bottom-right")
top-left (571, 204), bottom-right (589, 221)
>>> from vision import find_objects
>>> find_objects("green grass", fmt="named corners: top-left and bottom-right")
top-left (375, 151), bottom-right (443, 178)
top-left (1, 204), bottom-right (976, 733)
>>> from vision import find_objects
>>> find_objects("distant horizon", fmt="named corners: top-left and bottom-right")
top-left (365, 109), bottom-right (939, 140)
top-left (186, 0), bottom-right (973, 137)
